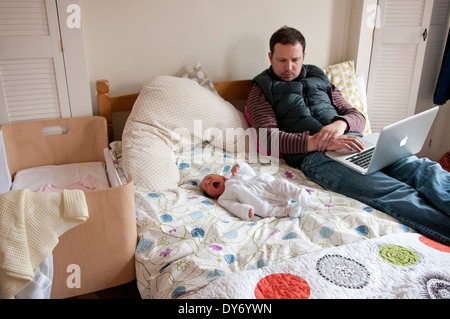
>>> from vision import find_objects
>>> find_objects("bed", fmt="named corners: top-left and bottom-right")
top-left (95, 61), bottom-right (450, 300)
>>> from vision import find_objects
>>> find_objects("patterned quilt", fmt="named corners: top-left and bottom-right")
top-left (187, 233), bottom-right (450, 299)
top-left (107, 142), bottom-right (449, 299)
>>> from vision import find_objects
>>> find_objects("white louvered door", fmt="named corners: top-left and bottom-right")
top-left (416, 0), bottom-right (450, 114)
top-left (366, 0), bottom-right (434, 132)
top-left (0, 0), bottom-right (71, 125)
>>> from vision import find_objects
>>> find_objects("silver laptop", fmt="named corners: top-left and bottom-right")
top-left (325, 106), bottom-right (439, 175)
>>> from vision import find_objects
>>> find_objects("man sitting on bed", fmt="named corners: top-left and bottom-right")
top-left (247, 26), bottom-right (450, 245)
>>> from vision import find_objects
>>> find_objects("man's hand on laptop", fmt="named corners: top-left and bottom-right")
top-left (314, 120), bottom-right (348, 151)
top-left (327, 135), bottom-right (365, 153)
top-left (309, 134), bottom-right (364, 153)
top-left (307, 120), bottom-right (364, 153)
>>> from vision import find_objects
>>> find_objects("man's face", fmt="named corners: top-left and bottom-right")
top-left (269, 42), bottom-right (305, 81)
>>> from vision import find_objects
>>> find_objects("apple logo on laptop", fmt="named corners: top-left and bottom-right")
top-left (400, 135), bottom-right (408, 147)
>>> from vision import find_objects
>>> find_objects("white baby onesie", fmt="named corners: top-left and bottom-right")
top-left (218, 163), bottom-right (310, 220)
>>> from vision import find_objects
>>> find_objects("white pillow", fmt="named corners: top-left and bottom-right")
top-left (122, 75), bottom-right (249, 191)
top-left (122, 125), bottom-right (180, 191)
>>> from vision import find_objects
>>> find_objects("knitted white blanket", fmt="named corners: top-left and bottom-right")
top-left (0, 189), bottom-right (88, 299)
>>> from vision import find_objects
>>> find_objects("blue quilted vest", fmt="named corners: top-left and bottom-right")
top-left (253, 65), bottom-right (338, 135)
top-left (253, 65), bottom-right (339, 167)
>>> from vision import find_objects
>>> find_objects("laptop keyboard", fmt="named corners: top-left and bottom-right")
top-left (346, 148), bottom-right (375, 169)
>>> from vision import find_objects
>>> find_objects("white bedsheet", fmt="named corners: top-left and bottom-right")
top-left (11, 161), bottom-right (110, 192)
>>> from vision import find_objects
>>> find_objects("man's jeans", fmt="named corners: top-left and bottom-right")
top-left (300, 152), bottom-right (450, 245)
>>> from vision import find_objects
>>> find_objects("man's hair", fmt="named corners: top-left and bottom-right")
top-left (270, 26), bottom-right (306, 54)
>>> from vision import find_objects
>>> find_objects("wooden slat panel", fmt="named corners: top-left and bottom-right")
top-left (416, 0), bottom-right (450, 113)
top-left (368, 42), bottom-right (419, 130)
top-left (0, 0), bottom-right (49, 36)
top-left (367, 0), bottom-right (432, 132)
top-left (0, 57), bottom-right (61, 122)
top-left (383, 0), bottom-right (426, 26)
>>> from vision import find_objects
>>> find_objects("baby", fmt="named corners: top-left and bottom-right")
top-left (201, 163), bottom-right (310, 220)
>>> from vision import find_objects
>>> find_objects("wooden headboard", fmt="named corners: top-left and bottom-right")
top-left (96, 78), bottom-right (253, 142)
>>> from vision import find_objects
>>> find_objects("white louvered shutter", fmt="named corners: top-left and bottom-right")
top-left (416, 0), bottom-right (450, 114)
top-left (366, 0), bottom-right (434, 132)
top-left (0, 0), bottom-right (71, 125)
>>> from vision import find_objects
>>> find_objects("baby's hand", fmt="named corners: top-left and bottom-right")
top-left (249, 207), bottom-right (254, 219)
top-left (231, 164), bottom-right (240, 176)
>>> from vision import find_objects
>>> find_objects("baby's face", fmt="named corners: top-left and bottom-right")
top-left (201, 174), bottom-right (226, 199)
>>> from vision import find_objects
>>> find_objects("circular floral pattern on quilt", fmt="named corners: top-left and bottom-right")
top-left (420, 273), bottom-right (450, 299)
top-left (316, 255), bottom-right (370, 289)
top-left (419, 236), bottom-right (450, 253)
top-left (378, 245), bottom-right (419, 266)
top-left (255, 274), bottom-right (310, 299)
top-left (425, 277), bottom-right (450, 299)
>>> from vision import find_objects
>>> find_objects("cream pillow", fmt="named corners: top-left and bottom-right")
top-left (122, 75), bottom-right (249, 191)
top-left (323, 61), bottom-right (372, 135)
top-left (122, 123), bottom-right (180, 191)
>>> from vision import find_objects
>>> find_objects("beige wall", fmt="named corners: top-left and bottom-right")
top-left (80, 0), bottom-right (359, 103)
top-left (79, 0), bottom-right (450, 160)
